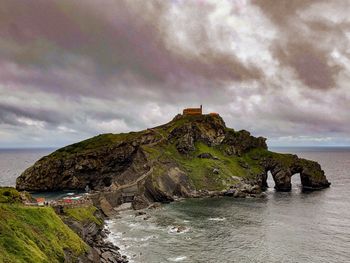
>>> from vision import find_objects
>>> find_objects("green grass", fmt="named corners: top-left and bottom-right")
top-left (63, 206), bottom-right (103, 225)
top-left (142, 145), bottom-right (162, 161)
top-left (47, 132), bottom-right (142, 158)
top-left (246, 148), bottom-right (297, 168)
top-left (181, 143), bottom-right (251, 190)
top-left (0, 187), bottom-right (22, 204)
top-left (0, 204), bottom-right (88, 263)
top-left (148, 142), bottom-right (257, 191)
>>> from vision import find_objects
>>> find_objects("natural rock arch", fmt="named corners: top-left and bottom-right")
top-left (260, 155), bottom-right (330, 191)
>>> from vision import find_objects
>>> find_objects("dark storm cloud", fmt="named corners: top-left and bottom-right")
top-left (0, 0), bottom-right (261, 98)
top-left (0, 0), bottom-right (349, 147)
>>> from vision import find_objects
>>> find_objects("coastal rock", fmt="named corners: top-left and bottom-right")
top-left (261, 155), bottom-right (331, 191)
top-left (222, 129), bottom-right (267, 155)
top-left (62, 208), bottom-right (128, 263)
top-left (131, 195), bottom-right (150, 210)
top-left (99, 197), bottom-right (115, 217)
top-left (16, 114), bottom-right (330, 201)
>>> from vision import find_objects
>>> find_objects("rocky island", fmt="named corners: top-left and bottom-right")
top-left (16, 113), bottom-right (330, 209)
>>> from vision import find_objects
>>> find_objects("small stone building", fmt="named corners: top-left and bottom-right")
top-left (183, 105), bottom-right (203, 115)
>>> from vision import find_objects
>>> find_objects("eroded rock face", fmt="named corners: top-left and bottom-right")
top-left (261, 155), bottom-right (330, 191)
top-left (61, 208), bottom-right (127, 263)
top-left (222, 129), bottom-right (267, 155)
top-left (16, 143), bottom-right (146, 191)
top-left (170, 115), bottom-right (226, 154)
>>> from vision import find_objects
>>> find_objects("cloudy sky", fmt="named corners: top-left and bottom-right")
top-left (0, 0), bottom-right (350, 148)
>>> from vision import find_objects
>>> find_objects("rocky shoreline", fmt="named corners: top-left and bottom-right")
top-left (78, 182), bottom-right (263, 261)
top-left (55, 204), bottom-right (128, 263)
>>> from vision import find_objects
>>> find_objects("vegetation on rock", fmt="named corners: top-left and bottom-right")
top-left (63, 206), bottom-right (103, 225)
top-left (16, 114), bottom-right (330, 198)
top-left (0, 189), bottom-right (88, 263)
top-left (0, 187), bottom-right (22, 204)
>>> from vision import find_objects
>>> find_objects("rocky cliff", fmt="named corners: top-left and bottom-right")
top-left (16, 114), bottom-right (330, 203)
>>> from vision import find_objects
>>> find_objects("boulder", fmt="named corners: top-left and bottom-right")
top-left (99, 197), bottom-right (115, 217)
top-left (131, 196), bottom-right (149, 210)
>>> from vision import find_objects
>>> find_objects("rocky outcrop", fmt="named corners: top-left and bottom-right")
top-left (222, 129), bottom-right (267, 156)
top-left (16, 114), bottom-right (330, 199)
top-left (261, 154), bottom-right (330, 191)
top-left (58, 207), bottom-right (128, 263)
top-left (16, 142), bottom-right (150, 191)
top-left (169, 114), bottom-right (226, 153)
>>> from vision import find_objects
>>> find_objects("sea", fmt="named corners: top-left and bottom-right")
top-left (1, 147), bottom-right (349, 263)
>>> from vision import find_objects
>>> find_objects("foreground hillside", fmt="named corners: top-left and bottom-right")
top-left (16, 114), bottom-right (330, 205)
top-left (0, 188), bottom-right (87, 263)
top-left (0, 187), bottom-right (126, 263)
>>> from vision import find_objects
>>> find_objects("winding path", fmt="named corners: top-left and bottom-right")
top-left (116, 167), bottom-right (154, 191)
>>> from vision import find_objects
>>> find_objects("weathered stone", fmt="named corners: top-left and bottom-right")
top-left (99, 197), bottom-right (115, 217)
top-left (131, 196), bottom-right (149, 210)
top-left (114, 203), bottom-right (132, 212)
top-left (135, 211), bottom-right (147, 217)
top-left (147, 203), bottom-right (161, 209)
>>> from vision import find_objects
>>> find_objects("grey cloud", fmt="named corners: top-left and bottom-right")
top-left (0, 0), bottom-right (349, 147)
top-left (253, 0), bottom-right (348, 90)
top-left (251, 0), bottom-right (320, 25)
top-left (0, 0), bottom-right (262, 93)
top-left (0, 103), bottom-right (71, 127)
top-left (273, 41), bottom-right (341, 90)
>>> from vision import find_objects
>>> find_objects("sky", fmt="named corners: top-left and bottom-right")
top-left (0, 0), bottom-right (350, 148)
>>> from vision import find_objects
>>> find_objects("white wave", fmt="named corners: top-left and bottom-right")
top-left (168, 226), bottom-right (190, 234)
top-left (128, 222), bottom-right (141, 228)
top-left (208, 217), bottom-right (226, 221)
top-left (122, 235), bottom-right (158, 242)
top-left (168, 256), bottom-right (188, 262)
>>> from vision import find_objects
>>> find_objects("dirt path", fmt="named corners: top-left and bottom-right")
top-left (117, 167), bottom-right (154, 191)
top-left (146, 128), bottom-right (166, 146)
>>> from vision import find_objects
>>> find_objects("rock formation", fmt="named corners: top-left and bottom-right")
top-left (16, 114), bottom-right (330, 203)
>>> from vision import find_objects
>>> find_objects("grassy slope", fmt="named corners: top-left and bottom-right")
top-left (63, 206), bottom-right (103, 225)
top-left (48, 132), bottom-right (142, 159)
top-left (0, 188), bottom-right (88, 263)
top-left (143, 141), bottom-right (266, 191)
top-left (0, 205), bottom-right (88, 263)
top-left (0, 188), bottom-right (22, 203)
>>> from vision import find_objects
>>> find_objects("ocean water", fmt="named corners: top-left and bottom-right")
top-left (0, 147), bottom-right (349, 262)
top-left (0, 148), bottom-right (54, 187)
top-left (106, 147), bottom-right (350, 263)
